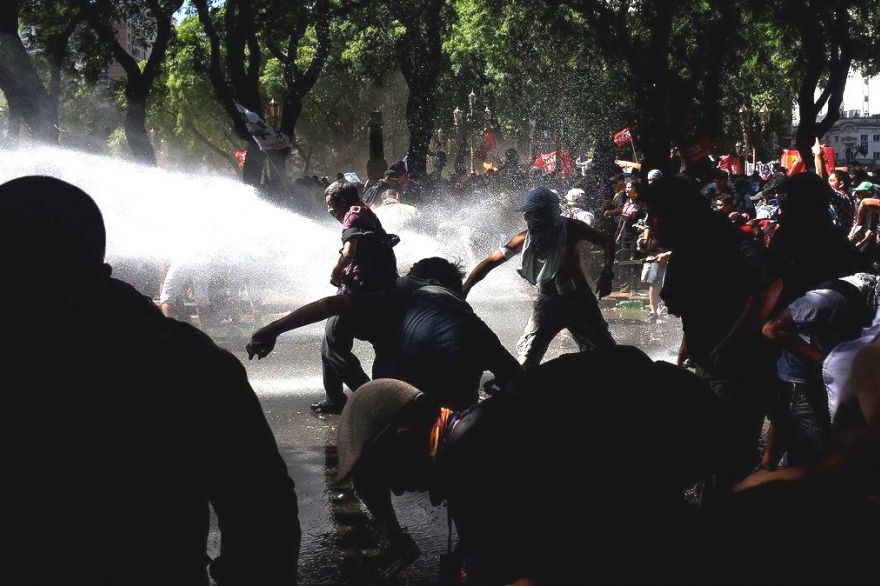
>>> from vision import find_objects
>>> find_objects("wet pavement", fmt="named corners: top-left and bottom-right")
top-left (199, 288), bottom-right (683, 586)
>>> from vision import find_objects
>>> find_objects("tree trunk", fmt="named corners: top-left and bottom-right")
top-left (242, 142), bottom-right (265, 186)
top-left (389, 0), bottom-right (443, 180)
top-left (123, 90), bottom-right (157, 166)
top-left (0, 1), bottom-right (57, 142)
top-left (404, 81), bottom-right (437, 178)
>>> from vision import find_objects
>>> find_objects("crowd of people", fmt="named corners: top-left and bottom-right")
top-left (4, 138), bottom-right (879, 585)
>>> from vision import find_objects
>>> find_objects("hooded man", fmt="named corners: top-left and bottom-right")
top-left (463, 186), bottom-right (616, 369)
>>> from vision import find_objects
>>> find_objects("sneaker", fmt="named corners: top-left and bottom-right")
top-left (376, 532), bottom-right (420, 583)
top-left (309, 399), bottom-right (346, 415)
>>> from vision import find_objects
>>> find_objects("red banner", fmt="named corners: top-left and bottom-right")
top-left (613, 127), bottom-right (632, 147)
top-left (683, 136), bottom-right (712, 162)
top-left (821, 146), bottom-right (836, 175)
top-left (717, 154), bottom-right (743, 176)
top-left (475, 128), bottom-right (496, 161)
top-left (780, 146), bottom-right (836, 176)
top-left (780, 149), bottom-right (806, 176)
top-left (532, 149), bottom-right (576, 179)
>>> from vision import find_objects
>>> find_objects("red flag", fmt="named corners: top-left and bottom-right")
top-left (780, 149), bottom-right (808, 176)
top-left (719, 155), bottom-right (743, 176)
top-left (613, 127), bottom-right (632, 147)
top-left (682, 136), bottom-right (712, 162)
top-left (475, 128), bottom-right (496, 161)
top-left (531, 149), bottom-right (576, 179)
top-left (822, 146), bottom-right (836, 175)
top-left (235, 149), bottom-right (247, 168)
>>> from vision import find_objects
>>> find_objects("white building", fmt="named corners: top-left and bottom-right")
top-left (792, 70), bottom-right (880, 166)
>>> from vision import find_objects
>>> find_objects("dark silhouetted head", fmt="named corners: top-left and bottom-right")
top-left (775, 173), bottom-right (833, 227)
top-left (0, 175), bottom-right (111, 318)
top-left (406, 257), bottom-right (465, 294)
top-left (641, 176), bottom-right (713, 249)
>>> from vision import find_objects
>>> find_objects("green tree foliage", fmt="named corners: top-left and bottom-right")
top-left (0, 0), bottom-right (90, 142)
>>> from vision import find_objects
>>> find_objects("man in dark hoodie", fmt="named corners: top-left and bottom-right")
top-left (0, 176), bottom-right (301, 586)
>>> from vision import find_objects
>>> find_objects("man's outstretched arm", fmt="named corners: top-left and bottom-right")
top-left (462, 231), bottom-right (526, 298)
top-left (247, 295), bottom-right (354, 359)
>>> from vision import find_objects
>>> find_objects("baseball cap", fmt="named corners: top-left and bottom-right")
top-left (566, 188), bottom-right (585, 203)
top-left (853, 181), bottom-right (874, 192)
top-left (517, 186), bottom-right (560, 212)
top-left (336, 379), bottom-right (424, 482)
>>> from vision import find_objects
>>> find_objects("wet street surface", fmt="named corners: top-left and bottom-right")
top-left (201, 289), bottom-right (683, 586)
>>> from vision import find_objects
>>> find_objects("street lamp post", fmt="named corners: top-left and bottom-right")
top-left (739, 103), bottom-right (771, 170)
top-left (468, 90), bottom-right (477, 175)
top-left (757, 104), bottom-right (771, 166)
top-left (739, 105), bottom-right (751, 168)
top-left (267, 98), bottom-right (281, 128)
top-left (452, 91), bottom-right (480, 177)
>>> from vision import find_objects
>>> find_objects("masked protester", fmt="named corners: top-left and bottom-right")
top-left (463, 187), bottom-right (616, 369)
top-left (314, 181), bottom-right (400, 414)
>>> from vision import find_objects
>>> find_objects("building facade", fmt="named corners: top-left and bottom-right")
top-left (821, 114), bottom-right (880, 167)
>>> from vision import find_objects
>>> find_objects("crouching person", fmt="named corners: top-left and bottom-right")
top-left (336, 345), bottom-right (732, 584)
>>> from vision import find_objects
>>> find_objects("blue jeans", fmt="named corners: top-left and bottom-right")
top-left (770, 380), bottom-right (831, 467)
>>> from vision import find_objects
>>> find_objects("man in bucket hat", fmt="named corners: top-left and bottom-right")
top-left (463, 186), bottom-right (616, 369)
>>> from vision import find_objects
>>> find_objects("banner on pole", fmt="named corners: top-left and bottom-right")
top-left (236, 103), bottom-right (291, 151)
top-left (532, 149), bottom-right (576, 179)
top-left (613, 127), bottom-right (633, 147)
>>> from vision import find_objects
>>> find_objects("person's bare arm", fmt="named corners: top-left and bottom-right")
top-left (853, 198), bottom-right (880, 231)
top-left (462, 231), bottom-right (526, 297)
top-left (735, 341), bottom-right (880, 494)
top-left (569, 218), bottom-right (615, 273)
top-left (330, 239), bottom-right (358, 287)
top-left (811, 137), bottom-right (826, 179)
top-left (246, 295), bottom-right (354, 359)
top-left (762, 308), bottom-right (826, 364)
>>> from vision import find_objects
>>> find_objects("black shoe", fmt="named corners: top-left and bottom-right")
top-left (310, 399), bottom-right (346, 415)
top-left (376, 533), bottom-right (420, 583)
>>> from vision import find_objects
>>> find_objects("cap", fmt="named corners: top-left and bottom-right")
top-left (566, 188), bottom-right (585, 203)
top-left (853, 181), bottom-right (874, 192)
top-left (517, 186), bottom-right (560, 212)
top-left (647, 169), bottom-right (663, 182)
top-left (336, 379), bottom-right (423, 482)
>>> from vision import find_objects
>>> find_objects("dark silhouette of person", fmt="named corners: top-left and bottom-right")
top-left (334, 346), bottom-right (731, 584)
top-left (642, 176), bottom-right (783, 505)
top-left (247, 256), bottom-right (522, 581)
top-left (0, 176), bottom-right (301, 585)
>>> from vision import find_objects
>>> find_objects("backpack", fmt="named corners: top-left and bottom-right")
top-left (341, 231), bottom-right (400, 292)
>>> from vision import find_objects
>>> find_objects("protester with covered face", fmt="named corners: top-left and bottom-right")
top-left (463, 186), bottom-right (616, 369)
top-left (334, 346), bottom-right (731, 585)
top-left (314, 180), bottom-right (399, 414)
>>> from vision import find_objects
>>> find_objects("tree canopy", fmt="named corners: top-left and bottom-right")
top-left (3, 0), bottom-right (878, 188)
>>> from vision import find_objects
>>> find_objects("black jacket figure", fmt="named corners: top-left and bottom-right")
top-left (0, 176), bottom-right (301, 586)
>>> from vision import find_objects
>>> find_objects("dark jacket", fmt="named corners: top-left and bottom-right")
top-left (3, 279), bottom-right (301, 586)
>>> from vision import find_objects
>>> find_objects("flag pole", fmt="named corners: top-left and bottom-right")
top-left (630, 139), bottom-right (639, 165)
